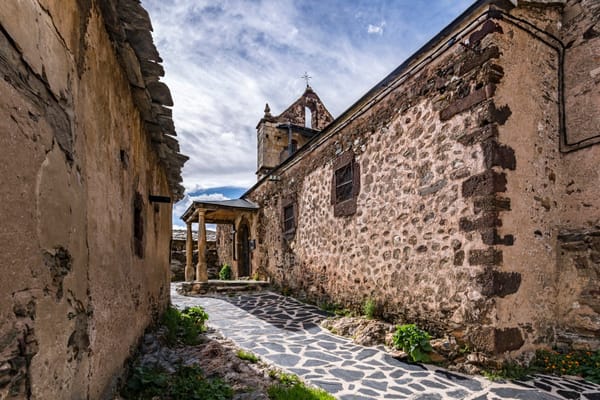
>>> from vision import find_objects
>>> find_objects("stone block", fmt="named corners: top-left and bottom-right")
top-left (473, 196), bottom-right (511, 213)
top-left (457, 124), bottom-right (499, 146)
top-left (468, 20), bottom-right (503, 45)
top-left (476, 102), bottom-right (512, 126)
top-left (478, 267), bottom-right (521, 297)
top-left (458, 46), bottom-right (501, 76)
top-left (459, 213), bottom-right (502, 232)
top-left (462, 170), bottom-right (507, 197)
top-left (470, 327), bottom-right (524, 354)
top-left (440, 84), bottom-right (495, 121)
top-left (468, 248), bottom-right (503, 265)
top-left (481, 229), bottom-right (514, 246)
top-left (482, 140), bottom-right (516, 170)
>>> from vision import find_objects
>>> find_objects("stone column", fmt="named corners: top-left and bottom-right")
top-left (196, 209), bottom-right (208, 282)
top-left (184, 221), bottom-right (194, 282)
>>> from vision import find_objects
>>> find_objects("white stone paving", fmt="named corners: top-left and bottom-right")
top-left (171, 285), bottom-right (600, 400)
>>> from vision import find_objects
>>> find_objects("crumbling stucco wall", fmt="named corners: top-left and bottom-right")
top-left (0, 1), bottom-right (183, 398)
top-left (246, 0), bottom-right (600, 358)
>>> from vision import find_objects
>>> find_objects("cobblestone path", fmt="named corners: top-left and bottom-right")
top-left (171, 286), bottom-right (600, 400)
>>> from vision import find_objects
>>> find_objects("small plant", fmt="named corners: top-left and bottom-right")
top-left (219, 264), bottom-right (232, 280)
top-left (236, 349), bottom-right (260, 363)
top-left (483, 362), bottom-right (532, 381)
top-left (267, 382), bottom-right (335, 400)
top-left (362, 298), bottom-right (377, 319)
top-left (319, 301), bottom-right (352, 317)
top-left (392, 324), bottom-right (433, 362)
top-left (533, 349), bottom-right (600, 384)
top-left (267, 370), bottom-right (334, 400)
top-left (252, 272), bottom-right (260, 281)
top-left (122, 364), bottom-right (233, 400)
top-left (161, 306), bottom-right (208, 346)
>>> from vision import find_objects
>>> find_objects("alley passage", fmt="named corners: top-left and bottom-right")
top-left (171, 286), bottom-right (600, 400)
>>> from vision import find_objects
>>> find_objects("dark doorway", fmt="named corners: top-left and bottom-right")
top-left (237, 221), bottom-right (250, 277)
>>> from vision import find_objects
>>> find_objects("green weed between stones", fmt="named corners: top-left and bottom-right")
top-left (219, 263), bottom-right (232, 280)
top-left (483, 362), bottom-right (532, 381)
top-left (362, 298), bottom-right (377, 320)
top-left (121, 365), bottom-right (232, 400)
top-left (318, 301), bottom-right (352, 317)
top-left (162, 306), bottom-right (208, 346)
top-left (236, 349), bottom-right (260, 363)
top-left (392, 324), bottom-right (433, 363)
top-left (267, 371), bottom-right (334, 400)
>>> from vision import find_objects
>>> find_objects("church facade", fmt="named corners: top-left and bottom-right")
top-left (217, 0), bottom-right (600, 358)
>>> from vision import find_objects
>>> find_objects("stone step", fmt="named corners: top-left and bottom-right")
top-left (177, 280), bottom-right (270, 296)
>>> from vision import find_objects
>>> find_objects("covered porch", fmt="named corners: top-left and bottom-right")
top-left (180, 199), bottom-right (259, 282)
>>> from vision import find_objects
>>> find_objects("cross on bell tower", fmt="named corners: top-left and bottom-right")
top-left (301, 72), bottom-right (312, 87)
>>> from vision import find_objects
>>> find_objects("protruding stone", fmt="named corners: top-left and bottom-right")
top-left (147, 81), bottom-right (173, 106)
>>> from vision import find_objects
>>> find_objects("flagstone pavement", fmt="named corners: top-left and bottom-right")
top-left (171, 285), bottom-right (600, 400)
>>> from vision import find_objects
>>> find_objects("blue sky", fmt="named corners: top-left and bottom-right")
top-left (140, 0), bottom-right (474, 228)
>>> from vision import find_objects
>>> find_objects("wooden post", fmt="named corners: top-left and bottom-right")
top-left (184, 221), bottom-right (194, 281)
top-left (196, 209), bottom-right (208, 282)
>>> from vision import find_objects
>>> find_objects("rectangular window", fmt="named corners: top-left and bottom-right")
top-left (335, 164), bottom-right (353, 203)
top-left (283, 204), bottom-right (295, 234)
top-left (331, 151), bottom-right (360, 217)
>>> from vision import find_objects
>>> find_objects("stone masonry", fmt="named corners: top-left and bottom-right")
top-left (240, 0), bottom-right (600, 359)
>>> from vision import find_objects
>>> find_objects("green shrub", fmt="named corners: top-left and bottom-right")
top-left (362, 298), bottom-right (377, 320)
top-left (392, 324), bottom-right (433, 362)
top-left (219, 264), bottom-right (232, 280)
top-left (236, 349), bottom-right (260, 363)
top-left (533, 349), bottom-right (600, 384)
top-left (162, 306), bottom-right (208, 346)
top-left (122, 365), bottom-right (232, 400)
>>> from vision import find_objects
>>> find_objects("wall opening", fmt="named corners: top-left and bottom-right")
top-left (305, 106), bottom-right (312, 128)
top-left (133, 192), bottom-right (145, 258)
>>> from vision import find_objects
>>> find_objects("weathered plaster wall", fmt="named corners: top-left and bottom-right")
top-left (0, 1), bottom-right (182, 398)
top-left (495, 0), bottom-right (600, 354)
top-left (555, 0), bottom-right (600, 349)
top-left (488, 4), bottom-right (564, 357)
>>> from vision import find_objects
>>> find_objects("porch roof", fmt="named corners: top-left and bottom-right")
top-left (181, 199), bottom-right (259, 224)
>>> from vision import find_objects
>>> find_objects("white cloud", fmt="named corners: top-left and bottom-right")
top-left (172, 192), bottom-right (232, 228)
top-left (142, 0), bottom-right (475, 196)
top-left (367, 21), bottom-right (386, 35)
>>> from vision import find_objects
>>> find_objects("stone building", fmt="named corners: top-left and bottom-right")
top-left (214, 0), bottom-right (600, 358)
top-left (0, 1), bottom-right (186, 398)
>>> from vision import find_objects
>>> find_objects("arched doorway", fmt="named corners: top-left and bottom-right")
top-left (237, 220), bottom-right (250, 277)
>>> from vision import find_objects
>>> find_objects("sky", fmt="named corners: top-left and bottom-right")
top-left (140, 0), bottom-right (474, 229)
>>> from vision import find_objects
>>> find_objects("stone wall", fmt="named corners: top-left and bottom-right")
top-left (171, 230), bottom-right (219, 281)
top-left (0, 1), bottom-right (184, 398)
top-left (246, 0), bottom-right (600, 358)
